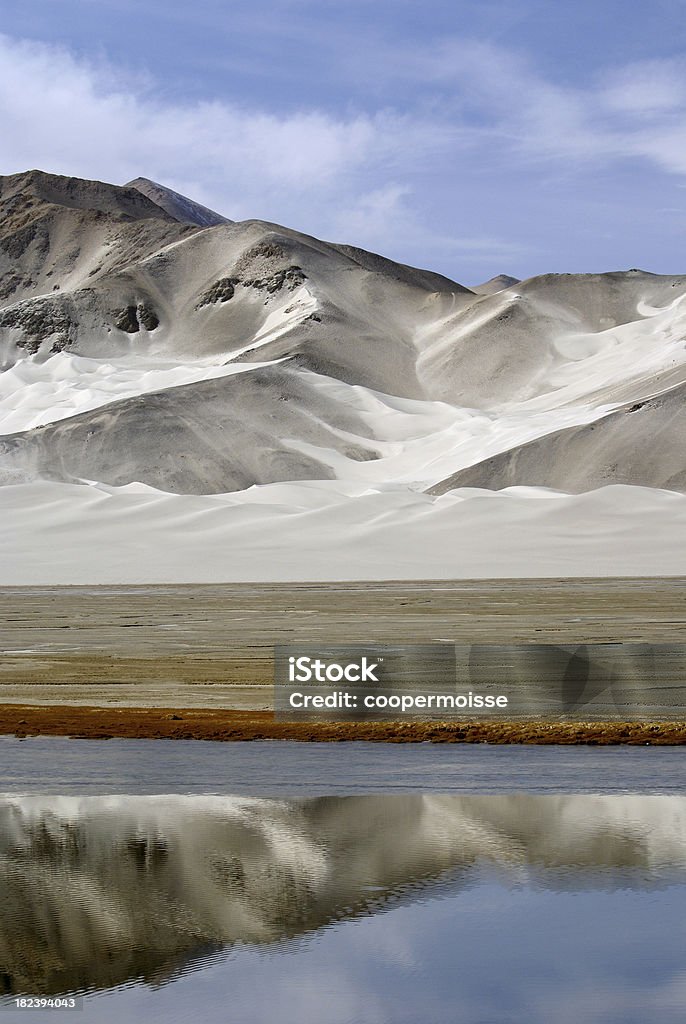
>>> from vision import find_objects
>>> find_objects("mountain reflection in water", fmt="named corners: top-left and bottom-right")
top-left (0, 794), bottom-right (685, 999)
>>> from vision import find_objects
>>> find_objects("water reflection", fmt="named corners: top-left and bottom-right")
top-left (0, 794), bottom-right (685, 999)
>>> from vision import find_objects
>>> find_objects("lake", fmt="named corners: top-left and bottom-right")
top-left (0, 739), bottom-right (684, 1023)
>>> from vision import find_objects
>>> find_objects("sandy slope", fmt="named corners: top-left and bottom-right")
top-left (0, 352), bottom-right (291, 434)
top-left (432, 380), bottom-right (686, 494)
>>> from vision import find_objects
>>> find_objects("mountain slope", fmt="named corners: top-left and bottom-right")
top-left (1, 170), bottom-right (686, 578)
top-left (0, 363), bottom-right (382, 492)
top-left (0, 169), bottom-right (196, 310)
top-left (429, 382), bottom-right (686, 494)
top-left (471, 273), bottom-right (520, 295)
top-left (0, 179), bottom-right (478, 401)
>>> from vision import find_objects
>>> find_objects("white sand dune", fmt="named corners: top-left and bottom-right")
top-left (0, 352), bottom-right (286, 434)
top-left (1, 170), bottom-right (685, 582)
top-left (2, 479), bottom-right (685, 584)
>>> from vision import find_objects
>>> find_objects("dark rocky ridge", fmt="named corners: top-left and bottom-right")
top-left (126, 176), bottom-right (231, 226)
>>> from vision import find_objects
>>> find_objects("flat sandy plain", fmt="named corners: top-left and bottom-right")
top-left (0, 579), bottom-right (685, 744)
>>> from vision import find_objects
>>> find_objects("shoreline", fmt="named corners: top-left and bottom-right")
top-left (1, 704), bottom-right (685, 744)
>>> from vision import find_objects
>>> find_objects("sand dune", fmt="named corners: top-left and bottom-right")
top-left (2, 479), bottom-right (685, 583)
top-left (416, 270), bottom-right (686, 406)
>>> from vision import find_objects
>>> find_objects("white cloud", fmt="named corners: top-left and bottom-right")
top-left (0, 35), bottom-right (382, 188)
top-left (328, 184), bottom-right (413, 244)
top-left (446, 43), bottom-right (686, 175)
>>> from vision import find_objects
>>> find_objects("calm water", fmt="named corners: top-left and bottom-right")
top-left (0, 740), bottom-right (684, 1023)
top-left (0, 736), bottom-right (685, 794)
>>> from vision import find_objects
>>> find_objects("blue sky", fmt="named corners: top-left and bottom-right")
top-left (2, 0), bottom-right (686, 282)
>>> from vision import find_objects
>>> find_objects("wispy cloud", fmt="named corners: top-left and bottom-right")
top-left (329, 184), bottom-right (528, 264)
top-left (342, 35), bottom-right (686, 173)
top-left (600, 59), bottom-right (686, 115)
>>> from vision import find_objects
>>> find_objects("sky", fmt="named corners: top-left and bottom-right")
top-left (2, 0), bottom-right (686, 283)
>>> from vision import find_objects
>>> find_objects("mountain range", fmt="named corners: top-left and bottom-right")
top-left (1, 170), bottom-right (685, 581)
